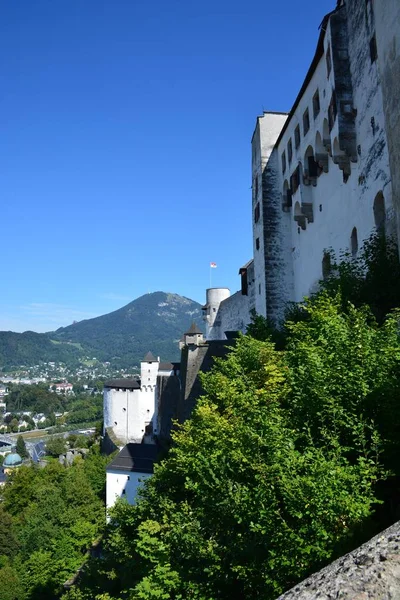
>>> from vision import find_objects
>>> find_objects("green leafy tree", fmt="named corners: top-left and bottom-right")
top-left (46, 437), bottom-right (67, 457)
top-left (16, 435), bottom-right (29, 459)
top-left (75, 321), bottom-right (387, 599)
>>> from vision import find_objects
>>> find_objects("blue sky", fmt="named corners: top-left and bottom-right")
top-left (1, 0), bottom-right (334, 332)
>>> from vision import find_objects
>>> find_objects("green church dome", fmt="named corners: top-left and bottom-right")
top-left (3, 452), bottom-right (23, 467)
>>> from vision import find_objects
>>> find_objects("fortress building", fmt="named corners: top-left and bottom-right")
top-left (103, 351), bottom-right (180, 449)
top-left (205, 0), bottom-right (400, 332)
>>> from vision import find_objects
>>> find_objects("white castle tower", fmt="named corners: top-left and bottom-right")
top-left (103, 351), bottom-right (160, 447)
top-left (202, 288), bottom-right (230, 340)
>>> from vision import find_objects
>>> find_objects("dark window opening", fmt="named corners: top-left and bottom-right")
top-left (351, 227), bottom-right (358, 257)
top-left (281, 151), bottom-right (287, 174)
top-left (258, 283), bottom-right (261, 295)
top-left (313, 90), bottom-right (320, 119)
top-left (370, 34), bottom-right (377, 63)
top-left (308, 155), bottom-right (319, 178)
top-left (290, 166), bottom-right (301, 195)
top-left (122, 489), bottom-right (126, 495)
top-left (322, 252), bottom-right (332, 279)
top-left (256, 237), bottom-right (260, 250)
top-left (286, 189), bottom-right (293, 207)
top-left (328, 91), bottom-right (337, 131)
top-left (294, 125), bottom-right (301, 149)
top-left (254, 202), bottom-right (260, 223)
top-left (326, 45), bottom-right (332, 77)
top-left (288, 139), bottom-right (293, 164)
top-left (303, 108), bottom-right (310, 135)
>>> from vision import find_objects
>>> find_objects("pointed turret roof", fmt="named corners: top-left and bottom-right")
top-left (185, 322), bottom-right (203, 335)
top-left (143, 351), bottom-right (157, 362)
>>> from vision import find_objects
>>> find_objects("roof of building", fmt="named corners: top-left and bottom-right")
top-left (185, 322), bottom-right (203, 335)
top-left (3, 452), bottom-right (22, 467)
top-left (143, 351), bottom-right (157, 363)
top-left (238, 259), bottom-right (254, 274)
top-left (106, 443), bottom-right (158, 473)
top-left (158, 362), bottom-right (175, 371)
top-left (104, 378), bottom-right (140, 390)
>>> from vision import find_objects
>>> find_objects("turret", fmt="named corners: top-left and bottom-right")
top-left (202, 288), bottom-right (230, 340)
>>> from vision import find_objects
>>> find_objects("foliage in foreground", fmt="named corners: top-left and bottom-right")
top-left (69, 291), bottom-right (400, 599)
top-left (0, 445), bottom-right (109, 599)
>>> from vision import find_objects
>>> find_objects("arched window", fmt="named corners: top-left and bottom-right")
top-left (351, 227), bottom-right (358, 257)
top-left (373, 191), bottom-right (385, 232)
top-left (304, 145), bottom-right (319, 183)
top-left (315, 131), bottom-right (329, 173)
top-left (322, 252), bottom-right (332, 279)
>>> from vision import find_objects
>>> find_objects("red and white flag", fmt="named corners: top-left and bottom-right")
top-left (210, 262), bottom-right (217, 268)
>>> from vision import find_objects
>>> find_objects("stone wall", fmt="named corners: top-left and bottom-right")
top-left (277, 520), bottom-right (400, 599)
top-left (374, 0), bottom-right (400, 243)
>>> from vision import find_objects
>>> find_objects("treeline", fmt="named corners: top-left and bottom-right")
top-left (0, 443), bottom-right (109, 600)
top-left (66, 234), bottom-right (400, 599)
top-left (1, 384), bottom-right (103, 433)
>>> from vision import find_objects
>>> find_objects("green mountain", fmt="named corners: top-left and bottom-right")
top-left (0, 292), bottom-right (204, 369)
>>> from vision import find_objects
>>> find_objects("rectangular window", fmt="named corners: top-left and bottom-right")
top-left (303, 108), bottom-right (310, 136)
top-left (328, 90), bottom-right (337, 131)
top-left (287, 139), bottom-right (293, 164)
top-left (294, 125), bottom-right (301, 149)
top-left (291, 166), bottom-right (300, 195)
top-left (370, 34), bottom-right (377, 63)
top-left (256, 237), bottom-right (260, 250)
top-left (326, 44), bottom-right (332, 77)
top-left (281, 151), bottom-right (286, 174)
top-left (312, 90), bottom-right (320, 119)
top-left (254, 202), bottom-right (260, 223)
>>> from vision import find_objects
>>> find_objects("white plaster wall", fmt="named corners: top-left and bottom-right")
top-left (106, 468), bottom-right (152, 514)
top-left (204, 288), bottom-right (231, 340)
top-left (252, 113), bottom-right (288, 317)
top-left (269, 6), bottom-right (393, 304)
top-left (216, 291), bottom-right (252, 337)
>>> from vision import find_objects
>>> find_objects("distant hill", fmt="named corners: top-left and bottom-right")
top-left (0, 331), bottom-right (82, 368)
top-left (0, 292), bottom-right (204, 369)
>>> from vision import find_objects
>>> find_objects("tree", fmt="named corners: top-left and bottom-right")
top-left (46, 437), bottom-right (67, 457)
top-left (16, 435), bottom-right (29, 459)
top-left (75, 320), bottom-right (387, 599)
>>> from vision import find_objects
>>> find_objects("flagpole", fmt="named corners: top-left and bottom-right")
top-left (209, 263), bottom-right (211, 288)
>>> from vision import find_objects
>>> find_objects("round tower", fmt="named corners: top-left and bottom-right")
top-left (202, 288), bottom-right (230, 340)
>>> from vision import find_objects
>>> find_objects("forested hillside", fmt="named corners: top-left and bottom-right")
top-left (64, 234), bottom-right (400, 600)
top-left (0, 292), bottom-right (203, 369)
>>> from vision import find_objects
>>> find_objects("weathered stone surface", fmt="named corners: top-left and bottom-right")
top-left (276, 521), bottom-right (400, 600)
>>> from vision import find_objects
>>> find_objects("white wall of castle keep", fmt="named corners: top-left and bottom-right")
top-left (204, 288), bottom-right (231, 340)
top-left (106, 469), bottom-right (151, 515)
top-left (251, 1), bottom-right (395, 320)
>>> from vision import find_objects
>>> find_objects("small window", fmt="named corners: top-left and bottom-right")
top-left (122, 489), bottom-right (126, 495)
top-left (294, 125), bottom-right (301, 149)
top-left (281, 151), bottom-right (287, 174)
top-left (213, 307), bottom-right (216, 312)
top-left (326, 44), bottom-right (332, 77)
top-left (254, 202), bottom-right (260, 223)
top-left (114, 421), bottom-right (117, 426)
top-left (127, 476), bottom-right (130, 481)
top-left (370, 35), bottom-right (377, 63)
top-left (351, 227), bottom-right (358, 257)
top-left (303, 108), bottom-right (310, 136)
top-left (290, 166), bottom-right (301, 195)
top-left (256, 238), bottom-right (260, 250)
top-left (328, 91), bottom-right (337, 132)
top-left (312, 90), bottom-right (320, 119)
top-left (123, 407), bottom-right (126, 412)
top-left (322, 252), bottom-right (332, 279)
top-left (258, 283), bottom-right (261, 295)
top-left (287, 139), bottom-right (293, 164)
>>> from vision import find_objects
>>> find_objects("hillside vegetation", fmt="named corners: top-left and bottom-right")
top-left (0, 292), bottom-right (203, 369)
top-left (66, 234), bottom-right (400, 600)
